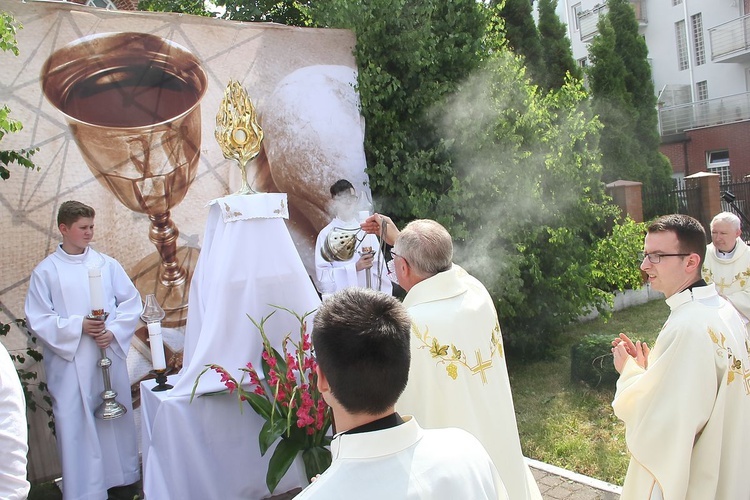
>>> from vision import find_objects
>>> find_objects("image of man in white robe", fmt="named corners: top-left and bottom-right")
top-left (702, 211), bottom-right (750, 322)
top-left (25, 201), bottom-right (141, 500)
top-left (612, 214), bottom-right (750, 500)
top-left (361, 216), bottom-right (541, 500)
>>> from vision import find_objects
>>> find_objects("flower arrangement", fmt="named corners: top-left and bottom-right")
top-left (191, 306), bottom-right (332, 494)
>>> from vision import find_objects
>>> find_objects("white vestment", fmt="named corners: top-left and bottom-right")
top-left (0, 342), bottom-right (30, 500)
top-left (613, 284), bottom-right (750, 500)
top-left (314, 217), bottom-right (392, 298)
top-left (397, 265), bottom-right (541, 500)
top-left (25, 245), bottom-right (141, 500)
top-left (295, 416), bottom-right (509, 500)
top-left (703, 238), bottom-right (750, 320)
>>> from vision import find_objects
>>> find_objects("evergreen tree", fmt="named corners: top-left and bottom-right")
top-left (587, 0), bottom-right (672, 190)
top-left (494, 0), bottom-right (544, 83)
top-left (537, 0), bottom-right (582, 90)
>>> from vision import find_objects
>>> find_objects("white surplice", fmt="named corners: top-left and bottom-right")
top-left (397, 265), bottom-right (541, 500)
top-left (613, 284), bottom-right (750, 500)
top-left (703, 237), bottom-right (750, 320)
top-left (25, 245), bottom-right (141, 500)
top-left (0, 342), bottom-right (30, 500)
top-left (314, 217), bottom-right (392, 298)
top-left (295, 416), bottom-right (509, 500)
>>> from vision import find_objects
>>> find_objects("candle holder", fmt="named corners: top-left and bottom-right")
top-left (87, 312), bottom-right (129, 420)
top-left (151, 369), bottom-right (173, 392)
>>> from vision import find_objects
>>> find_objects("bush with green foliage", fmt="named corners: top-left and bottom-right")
top-left (570, 333), bottom-right (619, 389)
top-left (591, 217), bottom-right (646, 294)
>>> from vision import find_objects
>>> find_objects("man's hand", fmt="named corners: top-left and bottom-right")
top-left (94, 330), bottom-right (114, 349)
top-left (356, 252), bottom-right (374, 271)
top-left (612, 333), bottom-right (649, 373)
top-left (360, 213), bottom-right (399, 246)
top-left (83, 317), bottom-right (106, 338)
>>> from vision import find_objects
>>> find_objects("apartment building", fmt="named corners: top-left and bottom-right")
top-left (556, 0), bottom-right (750, 184)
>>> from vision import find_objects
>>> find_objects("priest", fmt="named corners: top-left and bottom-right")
top-left (612, 214), bottom-right (750, 499)
top-left (363, 216), bottom-right (541, 500)
top-left (702, 211), bottom-right (750, 322)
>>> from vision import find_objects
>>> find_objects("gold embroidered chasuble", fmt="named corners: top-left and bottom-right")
top-left (613, 284), bottom-right (750, 500)
top-left (703, 237), bottom-right (750, 321)
top-left (397, 265), bottom-right (541, 500)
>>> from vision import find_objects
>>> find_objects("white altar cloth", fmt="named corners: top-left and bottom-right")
top-left (171, 193), bottom-right (321, 397)
top-left (141, 375), bottom-right (306, 499)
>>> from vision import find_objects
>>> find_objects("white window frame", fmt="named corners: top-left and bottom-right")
top-left (85, 0), bottom-right (118, 10)
top-left (708, 150), bottom-right (731, 184)
top-left (691, 13), bottom-right (705, 66)
top-left (572, 3), bottom-right (582, 31)
top-left (675, 20), bottom-right (689, 71)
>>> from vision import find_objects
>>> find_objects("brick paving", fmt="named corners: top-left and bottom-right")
top-left (528, 459), bottom-right (621, 500)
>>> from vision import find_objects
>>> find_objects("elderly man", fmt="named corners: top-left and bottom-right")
top-left (361, 215), bottom-right (541, 500)
top-left (702, 211), bottom-right (750, 321)
top-left (612, 214), bottom-right (750, 499)
top-left (297, 288), bottom-right (508, 499)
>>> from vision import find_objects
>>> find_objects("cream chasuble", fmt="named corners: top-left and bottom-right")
top-left (613, 284), bottom-right (750, 500)
top-left (703, 238), bottom-right (750, 321)
top-left (397, 265), bottom-right (541, 500)
top-left (25, 245), bottom-right (141, 500)
top-left (295, 416), bottom-right (509, 500)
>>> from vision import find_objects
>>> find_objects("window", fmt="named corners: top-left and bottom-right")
top-left (673, 0), bottom-right (682, 5)
top-left (708, 150), bottom-right (731, 184)
top-left (577, 57), bottom-right (588, 69)
top-left (691, 14), bottom-right (705, 66)
top-left (696, 81), bottom-right (708, 101)
top-left (572, 3), bottom-right (582, 31)
top-left (86, 0), bottom-right (117, 8)
top-left (675, 21), bottom-right (689, 71)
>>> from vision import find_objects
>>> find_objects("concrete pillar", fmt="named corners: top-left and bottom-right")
top-left (606, 180), bottom-right (643, 223)
top-left (685, 172), bottom-right (721, 232)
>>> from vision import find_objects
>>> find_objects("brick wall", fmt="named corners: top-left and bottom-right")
top-left (659, 141), bottom-right (687, 175)
top-left (685, 121), bottom-right (750, 178)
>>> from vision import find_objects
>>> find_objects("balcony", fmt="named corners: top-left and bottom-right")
top-left (578, 0), bottom-right (647, 42)
top-left (658, 91), bottom-right (750, 136)
top-left (709, 14), bottom-right (750, 63)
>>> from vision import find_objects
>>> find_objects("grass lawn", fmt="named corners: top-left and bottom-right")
top-left (509, 298), bottom-right (669, 485)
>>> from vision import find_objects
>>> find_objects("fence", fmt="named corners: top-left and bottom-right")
top-left (642, 182), bottom-right (701, 222)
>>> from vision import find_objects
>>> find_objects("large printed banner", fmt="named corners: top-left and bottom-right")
top-left (0, 0), bottom-right (370, 353)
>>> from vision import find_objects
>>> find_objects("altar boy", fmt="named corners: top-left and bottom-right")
top-left (25, 201), bottom-right (141, 500)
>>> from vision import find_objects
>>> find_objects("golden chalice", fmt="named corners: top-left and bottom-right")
top-left (41, 32), bottom-right (207, 326)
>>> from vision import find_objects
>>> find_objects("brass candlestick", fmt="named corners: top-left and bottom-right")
top-left (215, 79), bottom-right (264, 195)
top-left (40, 32), bottom-right (206, 327)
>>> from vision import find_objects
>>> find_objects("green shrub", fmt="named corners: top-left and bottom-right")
top-left (591, 216), bottom-right (646, 293)
top-left (570, 333), bottom-right (618, 389)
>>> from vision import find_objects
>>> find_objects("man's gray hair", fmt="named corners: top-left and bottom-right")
top-left (711, 211), bottom-right (741, 231)
top-left (396, 219), bottom-right (453, 277)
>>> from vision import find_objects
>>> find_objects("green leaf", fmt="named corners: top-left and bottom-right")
top-left (302, 446), bottom-right (332, 481)
top-left (259, 418), bottom-right (287, 456)
top-left (244, 392), bottom-right (274, 421)
top-left (266, 438), bottom-right (302, 493)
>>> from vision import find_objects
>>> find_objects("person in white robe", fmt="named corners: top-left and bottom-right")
top-left (362, 216), bottom-right (541, 500)
top-left (0, 341), bottom-right (30, 500)
top-left (702, 211), bottom-right (750, 321)
top-left (25, 201), bottom-right (141, 500)
top-left (314, 180), bottom-right (391, 299)
top-left (612, 214), bottom-right (750, 500)
top-left (297, 288), bottom-right (507, 500)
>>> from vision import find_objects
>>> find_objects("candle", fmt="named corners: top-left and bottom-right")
top-left (88, 267), bottom-right (105, 314)
top-left (146, 322), bottom-right (167, 371)
top-left (358, 210), bottom-right (370, 224)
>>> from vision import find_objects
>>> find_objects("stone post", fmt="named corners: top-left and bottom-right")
top-left (685, 172), bottom-right (721, 232)
top-left (606, 180), bottom-right (643, 222)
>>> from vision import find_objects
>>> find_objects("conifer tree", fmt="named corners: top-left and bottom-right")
top-left (537, 0), bottom-right (582, 90)
top-left (494, 0), bottom-right (544, 83)
top-left (587, 0), bottom-right (672, 190)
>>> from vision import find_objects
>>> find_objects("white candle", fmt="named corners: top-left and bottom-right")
top-left (147, 322), bottom-right (167, 371)
top-left (88, 267), bottom-right (105, 313)
top-left (358, 210), bottom-right (370, 223)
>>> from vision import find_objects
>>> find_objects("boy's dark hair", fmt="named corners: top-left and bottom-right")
top-left (647, 214), bottom-right (707, 265)
top-left (57, 201), bottom-right (95, 227)
top-left (329, 179), bottom-right (354, 198)
top-left (313, 288), bottom-right (410, 414)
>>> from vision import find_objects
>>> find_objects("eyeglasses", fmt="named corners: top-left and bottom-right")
top-left (391, 250), bottom-right (409, 266)
top-left (639, 252), bottom-right (691, 264)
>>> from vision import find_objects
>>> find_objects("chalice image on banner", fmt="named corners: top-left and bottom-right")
top-left (41, 32), bottom-right (207, 326)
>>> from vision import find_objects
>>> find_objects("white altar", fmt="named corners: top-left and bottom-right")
top-left (141, 194), bottom-right (321, 499)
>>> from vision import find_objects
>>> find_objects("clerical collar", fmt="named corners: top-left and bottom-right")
top-left (343, 412), bottom-right (404, 435)
top-left (717, 245), bottom-right (737, 259)
top-left (683, 279), bottom-right (708, 293)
